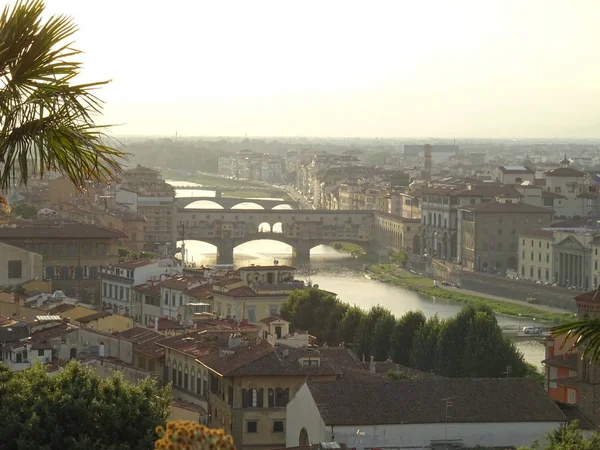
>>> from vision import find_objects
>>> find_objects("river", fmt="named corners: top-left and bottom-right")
top-left (169, 180), bottom-right (546, 369)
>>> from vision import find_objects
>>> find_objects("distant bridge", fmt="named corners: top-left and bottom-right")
top-left (175, 208), bottom-right (374, 264)
top-left (170, 185), bottom-right (277, 192)
top-left (174, 196), bottom-right (299, 210)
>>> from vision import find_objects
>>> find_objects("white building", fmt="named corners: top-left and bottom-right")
top-left (0, 242), bottom-right (43, 286)
top-left (286, 380), bottom-right (566, 450)
top-left (158, 274), bottom-right (206, 320)
top-left (101, 259), bottom-right (179, 318)
top-left (493, 166), bottom-right (535, 185)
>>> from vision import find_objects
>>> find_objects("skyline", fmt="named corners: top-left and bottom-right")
top-left (47, 0), bottom-right (600, 138)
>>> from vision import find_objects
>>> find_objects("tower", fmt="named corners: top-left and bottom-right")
top-left (423, 144), bottom-right (432, 181)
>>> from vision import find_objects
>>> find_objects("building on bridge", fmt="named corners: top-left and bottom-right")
top-left (213, 265), bottom-right (305, 323)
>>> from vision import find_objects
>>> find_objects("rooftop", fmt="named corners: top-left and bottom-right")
top-left (306, 379), bottom-right (566, 426)
top-left (500, 165), bottom-right (534, 173)
top-left (542, 353), bottom-right (578, 371)
top-left (521, 229), bottom-right (554, 239)
top-left (0, 220), bottom-right (127, 239)
top-left (460, 201), bottom-right (552, 214)
top-left (545, 167), bottom-right (586, 177)
top-left (118, 326), bottom-right (166, 358)
top-left (237, 265), bottom-right (297, 271)
top-left (76, 311), bottom-right (112, 323)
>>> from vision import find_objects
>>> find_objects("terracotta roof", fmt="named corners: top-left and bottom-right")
top-left (185, 284), bottom-right (213, 300)
top-left (521, 229), bottom-right (554, 239)
top-left (0, 326), bottom-right (29, 343)
top-left (575, 288), bottom-right (600, 304)
top-left (577, 192), bottom-right (599, 199)
top-left (259, 316), bottom-right (287, 324)
top-left (160, 275), bottom-right (203, 290)
top-left (453, 185), bottom-right (523, 198)
top-left (237, 265), bottom-right (297, 271)
top-left (77, 311), bottom-right (112, 323)
top-left (214, 277), bottom-right (243, 287)
top-left (0, 221), bottom-right (127, 239)
top-left (154, 317), bottom-right (184, 331)
top-left (172, 399), bottom-right (206, 414)
top-left (306, 379), bottom-right (567, 426)
top-left (226, 347), bottom-right (341, 377)
top-left (197, 341), bottom-right (275, 376)
top-left (460, 201), bottom-right (552, 214)
top-left (545, 167), bottom-right (585, 177)
top-left (542, 353), bottom-right (578, 370)
top-left (29, 323), bottom-right (78, 342)
top-left (118, 326), bottom-right (166, 358)
top-left (133, 283), bottom-right (161, 297)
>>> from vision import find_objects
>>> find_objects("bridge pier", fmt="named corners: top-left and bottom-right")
top-left (293, 242), bottom-right (312, 264)
top-left (216, 240), bottom-right (234, 264)
top-left (215, 190), bottom-right (222, 198)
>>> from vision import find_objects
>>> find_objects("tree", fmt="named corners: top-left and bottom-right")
top-left (138, 251), bottom-right (158, 260)
top-left (409, 315), bottom-right (441, 372)
top-left (0, 361), bottom-right (171, 450)
top-left (280, 288), bottom-right (348, 345)
top-left (389, 311), bottom-right (426, 365)
top-left (354, 305), bottom-right (394, 360)
top-left (11, 203), bottom-right (37, 219)
top-left (517, 421), bottom-right (600, 450)
top-left (118, 247), bottom-right (131, 260)
top-left (337, 305), bottom-right (364, 346)
top-left (0, 1), bottom-right (124, 204)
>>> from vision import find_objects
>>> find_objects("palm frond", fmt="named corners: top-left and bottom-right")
top-left (0, 0), bottom-right (126, 192)
top-left (552, 318), bottom-right (600, 361)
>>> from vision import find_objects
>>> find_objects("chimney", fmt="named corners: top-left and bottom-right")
top-left (369, 355), bottom-right (375, 373)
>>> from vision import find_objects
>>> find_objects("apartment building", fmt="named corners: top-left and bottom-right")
top-left (459, 202), bottom-right (553, 273)
top-left (116, 165), bottom-right (175, 255)
top-left (518, 230), bottom-right (554, 282)
top-left (100, 259), bottom-right (179, 318)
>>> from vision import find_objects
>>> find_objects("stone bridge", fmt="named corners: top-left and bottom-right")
top-left (174, 196), bottom-right (299, 210)
top-left (174, 208), bottom-right (375, 263)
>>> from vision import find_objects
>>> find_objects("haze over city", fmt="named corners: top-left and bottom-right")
top-left (46, 0), bottom-right (600, 138)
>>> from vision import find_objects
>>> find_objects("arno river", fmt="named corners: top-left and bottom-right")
top-left (170, 181), bottom-right (546, 369)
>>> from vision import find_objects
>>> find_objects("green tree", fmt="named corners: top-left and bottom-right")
top-left (461, 310), bottom-right (528, 377)
top-left (409, 315), bottom-right (441, 372)
top-left (0, 361), bottom-right (171, 450)
top-left (280, 288), bottom-right (348, 345)
top-left (0, 1), bottom-right (124, 205)
top-left (11, 203), bottom-right (37, 219)
top-left (553, 317), bottom-right (600, 361)
top-left (354, 305), bottom-right (394, 360)
top-left (337, 305), bottom-right (364, 346)
top-left (389, 310), bottom-right (426, 365)
top-left (518, 421), bottom-right (600, 450)
top-left (118, 247), bottom-right (131, 259)
top-left (138, 251), bottom-right (158, 260)
top-left (386, 370), bottom-right (415, 382)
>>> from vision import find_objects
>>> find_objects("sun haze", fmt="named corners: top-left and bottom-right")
top-left (45, 0), bottom-right (600, 138)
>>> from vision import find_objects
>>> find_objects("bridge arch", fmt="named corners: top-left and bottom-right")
top-left (271, 203), bottom-right (293, 210)
top-left (183, 200), bottom-right (224, 209)
top-left (272, 222), bottom-right (283, 233)
top-left (232, 202), bottom-right (265, 210)
top-left (258, 222), bottom-right (271, 233)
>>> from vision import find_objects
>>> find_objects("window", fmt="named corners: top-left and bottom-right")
top-left (242, 388), bottom-right (263, 408)
top-left (497, 242), bottom-right (503, 251)
top-left (52, 243), bottom-right (63, 256)
top-left (596, 261), bottom-right (598, 271)
top-left (7, 260), bottom-right (22, 279)
top-left (568, 389), bottom-right (576, 404)
top-left (549, 367), bottom-right (558, 389)
top-left (246, 421), bottom-right (258, 433)
top-left (521, 266), bottom-right (525, 276)
top-left (273, 421), bottom-right (284, 433)
top-left (96, 243), bottom-right (106, 256)
top-left (539, 241), bottom-right (542, 248)
top-left (546, 255), bottom-right (550, 263)
top-left (82, 243), bottom-right (92, 256)
top-left (538, 268), bottom-right (541, 278)
top-left (119, 286), bottom-right (124, 300)
top-left (164, 292), bottom-right (169, 305)
top-left (37, 349), bottom-right (44, 356)
top-left (531, 252), bottom-right (534, 261)
top-left (539, 254), bottom-right (542, 262)
top-left (497, 228), bottom-right (502, 235)
top-left (546, 270), bottom-right (549, 281)
top-left (67, 243), bottom-right (77, 256)
top-left (247, 307), bottom-right (257, 323)
top-left (522, 239), bottom-right (525, 246)
top-left (103, 283), bottom-right (107, 297)
top-left (530, 267), bottom-right (533, 277)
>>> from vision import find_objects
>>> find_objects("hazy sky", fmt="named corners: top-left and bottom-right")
top-left (46, 0), bottom-right (600, 138)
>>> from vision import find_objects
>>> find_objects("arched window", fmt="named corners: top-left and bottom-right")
top-left (299, 428), bottom-right (309, 447)
top-left (275, 388), bottom-right (290, 406)
top-left (242, 388), bottom-right (263, 408)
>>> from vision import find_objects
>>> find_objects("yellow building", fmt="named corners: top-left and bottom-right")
top-left (73, 310), bottom-right (134, 333)
top-left (518, 230), bottom-right (555, 283)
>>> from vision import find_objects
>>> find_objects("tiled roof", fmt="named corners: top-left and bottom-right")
top-left (0, 221), bottom-right (127, 239)
top-left (154, 317), bottom-right (184, 331)
top-left (453, 185), bottom-right (523, 198)
top-left (307, 379), bottom-right (566, 426)
top-left (226, 347), bottom-right (340, 377)
top-left (362, 360), bottom-right (439, 379)
top-left (575, 287), bottom-right (600, 304)
top-left (0, 326), bottom-right (29, 343)
top-left (160, 275), bottom-right (203, 290)
top-left (499, 165), bottom-right (534, 174)
top-left (172, 399), bottom-right (206, 414)
top-left (185, 284), bottom-right (213, 300)
top-left (197, 341), bottom-right (275, 376)
top-left (545, 167), bottom-right (586, 177)
top-left (29, 323), bottom-right (78, 342)
top-left (77, 311), bottom-right (112, 323)
top-left (118, 326), bottom-right (166, 358)
top-left (133, 283), bottom-right (161, 297)
top-left (259, 315), bottom-right (287, 324)
top-left (542, 353), bottom-right (578, 370)
top-left (214, 277), bottom-right (243, 287)
top-left (460, 201), bottom-right (552, 214)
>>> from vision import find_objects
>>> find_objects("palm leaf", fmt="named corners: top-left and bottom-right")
top-left (552, 318), bottom-right (600, 361)
top-left (0, 0), bottom-right (126, 194)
